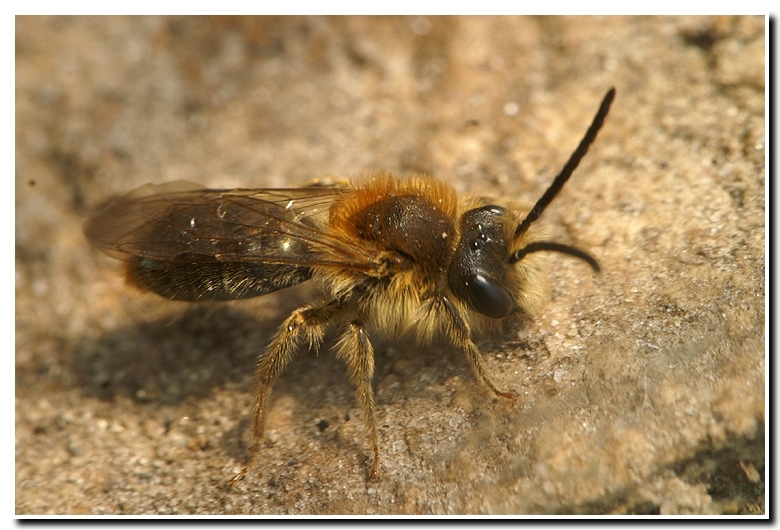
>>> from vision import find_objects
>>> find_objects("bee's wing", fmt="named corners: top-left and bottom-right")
top-left (83, 181), bottom-right (378, 273)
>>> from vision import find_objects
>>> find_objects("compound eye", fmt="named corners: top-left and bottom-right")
top-left (467, 273), bottom-right (515, 318)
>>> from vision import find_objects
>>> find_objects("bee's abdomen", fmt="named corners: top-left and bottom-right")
top-left (125, 259), bottom-right (312, 301)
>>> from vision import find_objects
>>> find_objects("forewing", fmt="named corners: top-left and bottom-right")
top-left (83, 181), bottom-right (377, 272)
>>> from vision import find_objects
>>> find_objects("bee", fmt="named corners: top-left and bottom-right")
top-left (83, 87), bottom-right (615, 481)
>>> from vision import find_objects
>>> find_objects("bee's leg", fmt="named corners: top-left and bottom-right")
top-left (332, 320), bottom-right (380, 479)
top-left (440, 296), bottom-right (517, 401)
top-left (230, 301), bottom-right (337, 487)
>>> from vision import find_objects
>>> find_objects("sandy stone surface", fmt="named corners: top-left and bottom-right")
top-left (16, 16), bottom-right (765, 515)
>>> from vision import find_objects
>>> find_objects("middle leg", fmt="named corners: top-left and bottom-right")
top-left (332, 320), bottom-right (380, 478)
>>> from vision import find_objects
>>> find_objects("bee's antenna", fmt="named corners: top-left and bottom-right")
top-left (514, 87), bottom-right (615, 239)
top-left (508, 241), bottom-right (599, 271)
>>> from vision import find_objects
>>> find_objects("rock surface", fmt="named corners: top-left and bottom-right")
top-left (16, 16), bottom-right (765, 514)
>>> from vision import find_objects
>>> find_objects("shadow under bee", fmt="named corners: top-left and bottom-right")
top-left (73, 299), bottom-right (488, 403)
top-left (72, 305), bottom-right (268, 405)
top-left (71, 299), bottom-right (512, 469)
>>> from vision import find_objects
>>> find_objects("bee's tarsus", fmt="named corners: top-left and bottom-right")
top-left (369, 454), bottom-right (379, 480)
top-left (228, 466), bottom-right (248, 489)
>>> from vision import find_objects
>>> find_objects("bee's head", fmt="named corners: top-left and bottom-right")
top-left (448, 205), bottom-right (515, 318)
top-left (447, 87), bottom-right (615, 319)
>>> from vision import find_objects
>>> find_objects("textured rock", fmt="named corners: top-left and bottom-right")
top-left (16, 15), bottom-right (765, 514)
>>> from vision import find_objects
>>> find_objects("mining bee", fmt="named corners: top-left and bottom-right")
top-left (84, 87), bottom-right (615, 481)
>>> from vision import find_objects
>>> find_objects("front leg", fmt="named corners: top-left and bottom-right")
top-left (230, 301), bottom-right (337, 486)
top-left (440, 295), bottom-right (517, 401)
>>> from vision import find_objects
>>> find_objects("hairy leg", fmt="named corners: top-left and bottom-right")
top-left (332, 320), bottom-right (380, 478)
top-left (230, 301), bottom-right (337, 486)
top-left (440, 296), bottom-right (517, 400)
